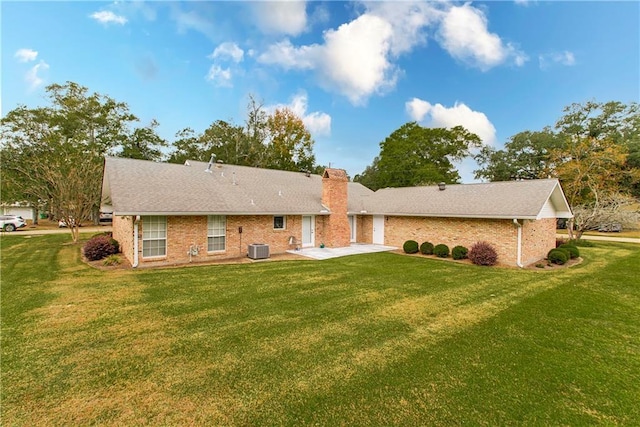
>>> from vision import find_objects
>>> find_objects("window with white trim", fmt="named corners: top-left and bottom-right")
top-left (142, 216), bottom-right (166, 257)
top-left (208, 215), bottom-right (226, 251)
top-left (273, 215), bottom-right (286, 230)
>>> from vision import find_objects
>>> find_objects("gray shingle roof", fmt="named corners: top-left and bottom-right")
top-left (102, 157), bottom-right (572, 219)
top-left (362, 180), bottom-right (572, 219)
top-left (102, 157), bottom-right (374, 215)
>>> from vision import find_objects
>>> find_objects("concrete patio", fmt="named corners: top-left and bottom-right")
top-left (287, 244), bottom-right (397, 260)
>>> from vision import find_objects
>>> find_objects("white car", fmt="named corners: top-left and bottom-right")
top-left (0, 215), bottom-right (27, 232)
top-left (58, 218), bottom-right (82, 228)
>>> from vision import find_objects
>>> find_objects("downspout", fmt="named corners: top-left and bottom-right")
top-left (513, 219), bottom-right (524, 268)
top-left (133, 215), bottom-right (140, 268)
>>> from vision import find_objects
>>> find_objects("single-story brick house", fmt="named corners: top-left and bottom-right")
top-left (101, 157), bottom-right (572, 268)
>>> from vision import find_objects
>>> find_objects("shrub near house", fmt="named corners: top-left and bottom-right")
top-left (84, 234), bottom-right (119, 261)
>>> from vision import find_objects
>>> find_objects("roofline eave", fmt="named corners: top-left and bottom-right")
top-left (361, 212), bottom-right (541, 220)
top-left (114, 211), bottom-right (332, 216)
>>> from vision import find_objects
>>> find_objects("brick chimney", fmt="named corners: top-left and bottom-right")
top-left (321, 168), bottom-right (351, 248)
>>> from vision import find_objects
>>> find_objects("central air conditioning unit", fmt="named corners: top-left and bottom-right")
top-left (248, 243), bottom-right (270, 260)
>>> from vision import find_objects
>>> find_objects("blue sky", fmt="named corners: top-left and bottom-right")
top-left (2, 1), bottom-right (639, 182)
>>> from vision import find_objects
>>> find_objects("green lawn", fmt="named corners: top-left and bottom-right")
top-left (2, 234), bottom-right (639, 425)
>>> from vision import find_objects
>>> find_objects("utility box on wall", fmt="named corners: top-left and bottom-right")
top-left (248, 243), bottom-right (269, 260)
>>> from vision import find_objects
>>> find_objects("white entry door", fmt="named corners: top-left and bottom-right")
top-left (302, 215), bottom-right (315, 247)
top-left (348, 215), bottom-right (356, 242)
top-left (373, 215), bottom-right (384, 244)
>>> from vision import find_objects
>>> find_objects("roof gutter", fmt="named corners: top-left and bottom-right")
top-left (513, 218), bottom-right (524, 268)
top-left (132, 215), bottom-right (140, 268)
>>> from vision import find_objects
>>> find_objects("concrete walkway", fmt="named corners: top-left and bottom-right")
top-left (287, 244), bottom-right (397, 260)
top-left (556, 233), bottom-right (640, 244)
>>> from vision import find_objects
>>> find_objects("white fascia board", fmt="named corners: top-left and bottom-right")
top-left (364, 212), bottom-right (539, 220)
top-left (114, 211), bottom-right (331, 216)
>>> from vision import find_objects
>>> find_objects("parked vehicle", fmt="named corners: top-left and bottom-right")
top-left (598, 223), bottom-right (622, 232)
top-left (58, 218), bottom-right (81, 228)
top-left (99, 211), bottom-right (113, 223)
top-left (0, 215), bottom-right (27, 232)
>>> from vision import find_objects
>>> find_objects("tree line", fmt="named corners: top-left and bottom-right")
top-left (0, 82), bottom-right (320, 241)
top-left (1, 81), bottom-right (638, 242)
top-left (354, 100), bottom-right (639, 239)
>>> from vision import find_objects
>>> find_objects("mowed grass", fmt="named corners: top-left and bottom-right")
top-left (2, 234), bottom-right (639, 425)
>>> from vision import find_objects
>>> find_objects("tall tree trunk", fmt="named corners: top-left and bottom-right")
top-left (567, 218), bottom-right (575, 240)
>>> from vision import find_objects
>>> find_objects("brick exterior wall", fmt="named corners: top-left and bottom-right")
top-left (384, 216), bottom-right (521, 266)
top-left (112, 215), bottom-right (135, 265)
top-left (521, 218), bottom-right (556, 266)
top-left (322, 169), bottom-right (351, 248)
top-left (110, 214), bottom-right (313, 266)
top-left (356, 215), bottom-right (372, 244)
top-left (112, 213), bottom-right (556, 267)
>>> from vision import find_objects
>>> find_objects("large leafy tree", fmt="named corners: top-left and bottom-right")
top-left (474, 129), bottom-right (564, 181)
top-left (168, 97), bottom-right (319, 172)
top-left (355, 122), bottom-right (481, 190)
top-left (117, 119), bottom-right (167, 161)
top-left (266, 108), bottom-right (315, 172)
top-left (474, 101), bottom-right (639, 186)
top-left (550, 135), bottom-right (639, 238)
top-left (473, 100), bottom-right (640, 237)
top-left (1, 81), bottom-right (164, 240)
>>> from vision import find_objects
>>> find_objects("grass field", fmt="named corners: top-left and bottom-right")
top-left (2, 234), bottom-right (639, 425)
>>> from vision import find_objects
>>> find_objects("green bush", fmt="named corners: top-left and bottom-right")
top-left (433, 244), bottom-right (450, 258)
top-left (468, 241), bottom-right (498, 266)
top-left (547, 249), bottom-right (568, 265)
top-left (558, 243), bottom-right (580, 259)
top-left (569, 239), bottom-right (595, 247)
top-left (451, 245), bottom-right (468, 260)
top-left (403, 240), bottom-right (419, 254)
top-left (419, 241), bottom-right (434, 255)
top-left (556, 247), bottom-right (571, 260)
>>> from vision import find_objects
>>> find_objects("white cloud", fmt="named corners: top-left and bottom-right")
top-left (366, 1), bottom-right (440, 56)
top-left (205, 65), bottom-right (232, 87)
top-left (319, 14), bottom-right (398, 104)
top-left (15, 48), bottom-right (38, 62)
top-left (257, 39), bottom-right (316, 70)
top-left (258, 2), bottom-right (526, 103)
top-left (267, 92), bottom-right (332, 137)
top-left (406, 98), bottom-right (497, 145)
top-left (539, 51), bottom-right (576, 70)
top-left (90, 10), bottom-right (128, 25)
top-left (25, 60), bottom-right (49, 91)
top-left (405, 98), bottom-right (432, 122)
top-left (437, 3), bottom-right (527, 70)
top-left (210, 42), bottom-right (244, 63)
top-left (173, 8), bottom-right (215, 39)
top-left (259, 14), bottom-right (401, 105)
top-left (253, 1), bottom-right (307, 36)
